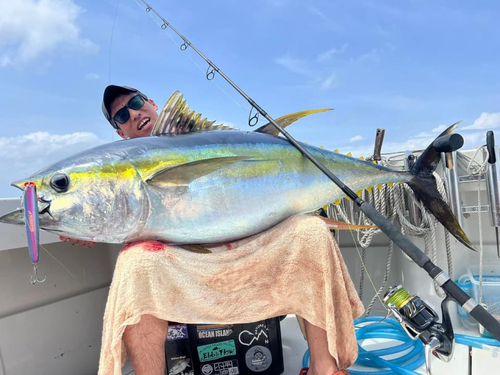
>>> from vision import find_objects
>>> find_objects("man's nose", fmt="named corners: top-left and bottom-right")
top-left (129, 108), bottom-right (142, 121)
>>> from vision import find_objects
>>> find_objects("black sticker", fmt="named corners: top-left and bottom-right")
top-left (201, 359), bottom-right (239, 375)
top-left (197, 324), bottom-right (234, 340)
top-left (168, 356), bottom-right (193, 375)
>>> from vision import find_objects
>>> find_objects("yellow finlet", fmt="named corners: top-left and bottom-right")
top-left (377, 183), bottom-right (383, 190)
top-left (356, 190), bottom-right (362, 197)
top-left (320, 145), bottom-right (324, 149)
top-left (334, 149), bottom-right (339, 153)
top-left (366, 187), bottom-right (373, 193)
top-left (334, 200), bottom-right (341, 205)
top-left (359, 156), bottom-right (365, 160)
top-left (347, 152), bottom-right (352, 157)
top-left (388, 182), bottom-right (394, 187)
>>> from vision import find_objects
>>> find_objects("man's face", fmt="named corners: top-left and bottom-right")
top-left (110, 92), bottom-right (158, 139)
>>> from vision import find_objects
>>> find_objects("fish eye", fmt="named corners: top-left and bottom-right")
top-left (50, 173), bottom-right (69, 192)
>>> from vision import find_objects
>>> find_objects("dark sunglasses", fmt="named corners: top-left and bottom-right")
top-left (112, 95), bottom-right (146, 127)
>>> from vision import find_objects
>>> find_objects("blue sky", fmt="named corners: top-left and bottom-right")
top-left (0, 0), bottom-right (499, 197)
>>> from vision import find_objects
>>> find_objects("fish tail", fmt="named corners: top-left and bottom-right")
top-left (406, 123), bottom-right (475, 251)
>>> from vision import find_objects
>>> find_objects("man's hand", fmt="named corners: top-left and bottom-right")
top-left (60, 236), bottom-right (95, 248)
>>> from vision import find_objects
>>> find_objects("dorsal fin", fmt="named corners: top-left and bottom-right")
top-left (254, 108), bottom-right (333, 136)
top-left (151, 91), bottom-right (238, 136)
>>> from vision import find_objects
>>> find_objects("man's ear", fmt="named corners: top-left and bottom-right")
top-left (116, 129), bottom-right (127, 139)
top-left (149, 99), bottom-right (158, 111)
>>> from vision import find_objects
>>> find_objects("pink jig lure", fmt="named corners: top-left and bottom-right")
top-left (23, 182), bottom-right (46, 284)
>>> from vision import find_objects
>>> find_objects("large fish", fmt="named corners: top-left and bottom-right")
top-left (0, 93), bottom-right (474, 250)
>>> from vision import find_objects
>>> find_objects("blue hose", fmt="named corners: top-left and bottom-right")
top-left (302, 317), bottom-right (424, 374)
top-left (455, 333), bottom-right (500, 350)
top-left (302, 316), bottom-right (500, 374)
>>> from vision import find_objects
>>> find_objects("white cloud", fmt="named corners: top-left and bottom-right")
top-left (416, 124), bottom-right (450, 138)
top-left (275, 54), bottom-right (313, 77)
top-left (0, 131), bottom-right (104, 197)
top-left (316, 44), bottom-right (348, 63)
top-left (309, 7), bottom-right (329, 21)
top-left (0, 131), bottom-right (102, 158)
top-left (0, 0), bottom-right (98, 67)
top-left (463, 112), bottom-right (500, 130)
top-left (321, 73), bottom-right (337, 90)
top-left (350, 135), bottom-right (363, 143)
top-left (331, 127), bottom-right (488, 160)
top-left (86, 72), bottom-right (101, 80)
top-left (355, 49), bottom-right (381, 64)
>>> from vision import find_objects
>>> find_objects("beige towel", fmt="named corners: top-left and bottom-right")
top-left (98, 215), bottom-right (364, 375)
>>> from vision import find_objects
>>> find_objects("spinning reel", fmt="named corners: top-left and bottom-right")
top-left (384, 285), bottom-right (455, 365)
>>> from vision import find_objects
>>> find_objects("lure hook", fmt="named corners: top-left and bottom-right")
top-left (30, 264), bottom-right (47, 285)
top-left (146, 6), bottom-right (151, 12)
top-left (248, 106), bottom-right (259, 127)
top-left (206, 66), bottom-right (215, 80)
top-left (161, 22), bottom-right (168, 30)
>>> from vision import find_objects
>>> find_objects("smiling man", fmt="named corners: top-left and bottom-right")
top-left (102, 85), bottom-right (158, 139)
top-left (97, 84), bottom-right (358, 375)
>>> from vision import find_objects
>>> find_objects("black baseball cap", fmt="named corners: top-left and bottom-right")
top-left (102, 85), bottom-right (148, 129)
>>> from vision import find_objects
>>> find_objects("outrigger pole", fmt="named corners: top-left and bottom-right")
top-left (139, 0), bottom-right (500, 341)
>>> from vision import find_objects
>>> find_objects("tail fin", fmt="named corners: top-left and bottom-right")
top-left (407, 123), bottom-right (475, 251)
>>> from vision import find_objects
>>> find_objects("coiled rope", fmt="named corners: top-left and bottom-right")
top-left (327, 155), bottom-right (455, 314)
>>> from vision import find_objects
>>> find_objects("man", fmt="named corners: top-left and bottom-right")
top-left (96, 85), bottom-right (354, 375)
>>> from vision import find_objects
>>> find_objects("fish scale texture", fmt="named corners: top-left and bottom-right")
top-left (98, 214), bottom-right (364, 374)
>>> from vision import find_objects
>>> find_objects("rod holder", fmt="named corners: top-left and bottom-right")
top-left (404, 152), bottom-right (421, 226)
top-left (442, 152), bottom-right (464, 229)
top-left (373, 128), bottom-right (385, 162)
top-left (484, 141), bottom-right (500, 227)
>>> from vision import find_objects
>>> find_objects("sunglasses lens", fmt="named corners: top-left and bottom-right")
top-left (128, 95), bottom-right (145, 110)
top-left (113, 107), bottom-right (130, 125)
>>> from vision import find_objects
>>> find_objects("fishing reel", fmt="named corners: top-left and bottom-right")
top-left (383, 285), bottom-right (455, 363)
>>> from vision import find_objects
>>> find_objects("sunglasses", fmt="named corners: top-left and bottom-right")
top-left (112, 95), bottom-right (146, 127)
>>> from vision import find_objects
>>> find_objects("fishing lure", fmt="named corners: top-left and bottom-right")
top-left (23, 182), bottom-right (46, 284)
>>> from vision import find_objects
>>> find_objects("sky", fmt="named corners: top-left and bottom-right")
top-left (0, 0), bottom-right (499, 197)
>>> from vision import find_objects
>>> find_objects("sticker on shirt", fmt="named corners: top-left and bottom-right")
top-left (167, 324), bottom-right (189, 341)
top-left (238, 323), bottom-right (269, 346)
top-left (168, 356), bottom-right (193, 375)
top-left (198, 340), bottom-right (237, 362)
top-left (197, 324), bottom-right (234, 340)
top-left (201, 360), bottom-right (239, 375)
top-left (245, 346), bottom-right (272, 372)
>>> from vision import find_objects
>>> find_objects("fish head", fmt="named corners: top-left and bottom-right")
top-left (0, 148), bottom-right (147, 243)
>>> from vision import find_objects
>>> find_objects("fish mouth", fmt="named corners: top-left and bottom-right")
top-left (0, 199), bottom-right (52, 226)
top-left (0, 181), bottom-right (53, 225)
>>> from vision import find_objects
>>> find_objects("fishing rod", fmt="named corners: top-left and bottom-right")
top-left (138, 0), bottom-right (500, 343)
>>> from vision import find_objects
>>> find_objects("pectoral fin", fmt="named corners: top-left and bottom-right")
top-left (146, 156), bottom-right (249, 187)
top-left (255, 108), bottom-right (333, 136)
top-left (178, 244), bottom-right (212, 254)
